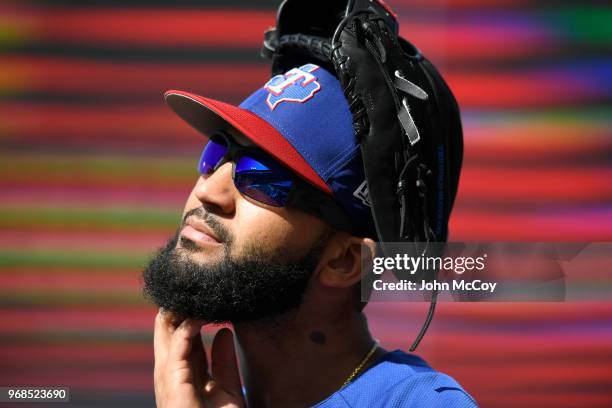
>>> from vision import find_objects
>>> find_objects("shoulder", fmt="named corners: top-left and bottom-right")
top-left (378, 350), bottom-right (477, 407)
top-left (314, 350), bottom-right (478, 408)
top-left (380, 370), bottom-right (478, 407)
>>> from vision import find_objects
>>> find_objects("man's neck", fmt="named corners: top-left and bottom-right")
top-left (233, 307), bottom-right (384, 407)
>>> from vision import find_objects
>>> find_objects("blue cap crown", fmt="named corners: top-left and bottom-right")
top-left (239, 64), bottom-right (376, 237)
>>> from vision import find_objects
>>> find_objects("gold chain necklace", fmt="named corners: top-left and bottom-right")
top-left (341, 341), bottom-right (379, 388)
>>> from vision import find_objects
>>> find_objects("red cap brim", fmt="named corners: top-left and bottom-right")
top-left (165, 90), bottom-right (331, 195)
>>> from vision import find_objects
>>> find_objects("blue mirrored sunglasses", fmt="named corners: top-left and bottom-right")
top-left (198, 132), bottom-right (294, 207)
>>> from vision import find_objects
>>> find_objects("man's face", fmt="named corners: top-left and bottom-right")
top-left (142, 131), bottom-right (332, 323)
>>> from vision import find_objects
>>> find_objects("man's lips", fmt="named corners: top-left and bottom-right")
top-left (180, 217), bottom-right (222, 247)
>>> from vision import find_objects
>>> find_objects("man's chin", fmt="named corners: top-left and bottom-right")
top-left (143, 231), bottom-right (328, 326)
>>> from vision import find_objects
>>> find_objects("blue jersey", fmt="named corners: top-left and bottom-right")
top-left (313, 350), bottom-right (477, 407)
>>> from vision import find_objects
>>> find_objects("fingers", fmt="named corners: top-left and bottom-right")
top-left (154, 310), bottom-right (172, 367)
top-left (154, 309), bottom-right (178, 394)
top-left (155, 310), bottom-right (189, 370)
top-left (211, 328), bottom-right (243, 398)
top-left (153, 311), bottom-right (244, 408)
top-left (167, 318), bottom-right (203, 364)
top-left (154, 309), bottom-right (194, 407)
top-left (190, 325), bottom-right (212, 388)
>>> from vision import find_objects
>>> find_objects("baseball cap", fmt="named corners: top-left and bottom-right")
top-left (165, 63), bottom-right (377, 238)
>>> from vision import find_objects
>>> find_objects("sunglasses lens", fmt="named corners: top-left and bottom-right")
top-left (235, 155), bottom-right (293, 207)
top-left (198, 138), bottom-right (227, 175)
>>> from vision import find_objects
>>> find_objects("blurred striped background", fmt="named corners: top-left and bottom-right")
top-left (1, 0), bottom-right (611, 407)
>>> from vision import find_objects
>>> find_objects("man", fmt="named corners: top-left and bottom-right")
top-left (142, 63), bottom-right (476, 407)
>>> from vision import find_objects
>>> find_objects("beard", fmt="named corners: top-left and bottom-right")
top-left (142, 208), bottom-right (330, 324)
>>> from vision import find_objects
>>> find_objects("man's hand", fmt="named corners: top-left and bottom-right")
top-left (153, 309), bottom-right (245, 408)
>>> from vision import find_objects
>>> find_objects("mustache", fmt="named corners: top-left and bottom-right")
top-left (181, 207), bottom-right (233, 245)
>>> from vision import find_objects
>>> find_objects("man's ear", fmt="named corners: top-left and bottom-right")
top-left (316, 232), bottom-right (377, 288)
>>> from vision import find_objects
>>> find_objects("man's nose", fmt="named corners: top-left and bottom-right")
top-left (193, 162), bottom-right (237, 214)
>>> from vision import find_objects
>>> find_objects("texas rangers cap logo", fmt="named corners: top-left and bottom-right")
top-left (264, 64), bottom-right (321, 110)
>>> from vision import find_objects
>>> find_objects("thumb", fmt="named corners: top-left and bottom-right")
top-left (211, 328), bottom-right (243, 398)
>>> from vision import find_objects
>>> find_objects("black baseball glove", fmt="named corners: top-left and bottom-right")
top-left (262, 0), bottom-right (464, 349)
top-left (263, 0), bottom-right (462, 250)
